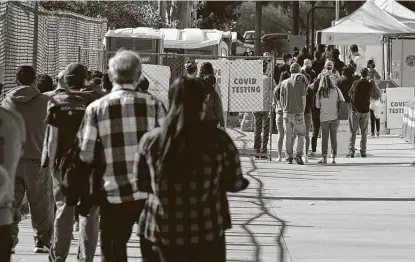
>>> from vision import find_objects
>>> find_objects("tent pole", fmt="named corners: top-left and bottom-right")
top-left (401, 36), bottom-right (404, 86)
top-left (382, 37), bottom-right (385, 80)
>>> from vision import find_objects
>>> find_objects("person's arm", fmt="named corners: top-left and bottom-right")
top-left (78, 106), bottom-right (98, 164)
top-left (222, 132), bottom-right (249, 192)
top-left (133, 133), bottom-right (153, 193)
top-left (156, 100), bottom-right (167, 127)
top-left (337, 87), bottom-right (345, 102)
top-left (315, 93), bottom-right (321, 109)
top-left (348, 81), bottom-right (357, 99)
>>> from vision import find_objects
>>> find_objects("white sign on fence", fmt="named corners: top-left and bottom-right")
top-left (142, 64), bottom-right (171, 108)
top-left (229, 60), bottom-right (263, 112)
top-left (386, 87), bottom-right (415, 129)
top-left (195, 59), bottom-right (229, 111)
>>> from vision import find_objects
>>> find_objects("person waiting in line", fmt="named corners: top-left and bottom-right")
top-left (302, 72), bottom-right (316, 163)
top-left (278, 63), bottom-right (308, 165)
top-left (101, 73), bottom-right (112, 93)
top-left (134, 76), bottom-right (249, 262)
top-left (185, 59), bottom-right (197, 78)
top-left (35, 74), bottom-right (54, 94)
top-left (349, 45), bottom-right (365, 76)
top-left (274, 53), bottom-right (293, 84)
top-left (199, 62), bottom-right (225, 129)
top-left (328, 49), bottom-right (345, 74)
top-left (348, 68), bottom-right (373, 158)
top-left (315, 74), bottom-right (345, 164)
top-left (296, 46), bottom-right (309, 67)
top-left (369, 81), bottom-right (382, 138)
top-left (367, 60), bottom-right (381, 81)
top-left (273, 71), bottom-right (291, 161)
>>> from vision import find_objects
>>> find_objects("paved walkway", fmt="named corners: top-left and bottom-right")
top-left (12, 135), bottom-right (415, 262)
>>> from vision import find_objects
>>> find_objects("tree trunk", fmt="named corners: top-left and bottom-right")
top-left (292, 1), bottom-right (299, 35)
top-left (159, 0), bottom-right (167, 24)
top-left (177, 1), bottom-right (190, 29)
top-left (255, 1), bottom-right (262, 56)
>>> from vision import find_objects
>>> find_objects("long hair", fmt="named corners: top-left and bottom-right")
top-left (158, 77), bottom-right (208, 181)
top-left (199, 62), bottom-right (216, 93)
top-left (318, 74), bottom-right (336, 99)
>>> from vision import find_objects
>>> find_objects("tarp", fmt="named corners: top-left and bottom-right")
top-left (319, 0), bottom-right (415, 46)
top-left (375, 0), bottom-right (415, 28)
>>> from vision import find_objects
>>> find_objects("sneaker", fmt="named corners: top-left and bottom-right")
top-left (346, 153), bottom-right (355, 158)
top-left (255, 155), bottom-right (261, 160)
top-left (287, 157), bottom-right (294, 164)
top-left (370, 134), bottom-right (375, 138)
top-left (260, 155), bottom-right (268, 160)
top-left (360, 152), bottom-right (368, 158)
top-left (33, 237), bottom-right (50, 254)
top-left (318, 158), bottom-right (327, 164)
top-left (304, 155), bottom-right (308, 163)
top-left (376, 133), bottom-right (380, 138)
top-left (309, 152), bottom-right (316, 158)
top-left (294, 155), bottom-right (304, 165)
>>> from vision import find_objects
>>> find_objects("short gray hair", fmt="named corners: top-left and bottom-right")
top-left (108, 50), bottom-right (142, 84)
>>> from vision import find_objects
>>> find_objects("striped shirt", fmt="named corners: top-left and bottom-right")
top-left (133, 127), bottom-right (249, 246)
top-left (77, 84), bottom-right (167, 203)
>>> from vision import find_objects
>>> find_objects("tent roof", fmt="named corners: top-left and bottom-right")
top-left (375, 0), bottom-right (415, 25)
top-left (319, 0), bottom-right (415, 46)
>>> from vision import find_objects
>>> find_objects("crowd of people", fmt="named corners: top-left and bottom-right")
top-left (255, 44), bottom-right (383, 164)
top-left (0, 50), bottom-right (249, 262)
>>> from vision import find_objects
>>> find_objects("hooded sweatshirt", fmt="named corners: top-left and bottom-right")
top-left (2, 86), bottom-right (49, 160)
top-left (0, 107), bottom-right (25, 226)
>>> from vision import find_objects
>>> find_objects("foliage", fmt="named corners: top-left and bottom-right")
top-left (194, 1), bottom-right (242, 30)
top-left (39, 1), bottom-right (169, 29)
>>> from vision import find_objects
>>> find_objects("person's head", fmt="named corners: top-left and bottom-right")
top-left (201, 74), bottom-right (216, 93)
top-left (290, 63), bottom-right (301, 74)
top-left (138, 76), bottom-right (150, 92)
top-left (349, 60), bottom-right (357, 73)
top-left (318, 74), bottom-right (336, 98)
top-left (279, 71), bottom-right (290, 83)
top-left (303, 59), bottom-right (312, 68)
top-left (102, 73), bottom-right (113, 92)
top-left (283, 53), bottom-right (293, 65)
top-left (108, 50), bottom-right (142, 86)
top-left (263, 52), bottom-right (272, 62)
top-left (330, 49), bottom-right (340, 60)
top-left (350, 44), bottom-right (359, 54)
top-left (199, 62), bottom-right (214, 78)
top-left (318, 45), bottom-right (326, 53)
top-left (35, 74), bottom-right (54, 93)
top-left (56, 69), bottom-right (68, 89)
top-left (185, 59), bottom-right (197, 77)
top-left (64, 63), bottom-right (88, 89)
top-left (92, 70), bottom-right (103, 79)
top-left (293, 47), bottom-right (299, 58)
top-left (360, 67), bottom-right (369, 79)
top-left (92, 77), bottom-right (102, 87)
top-left (342, 65), bottom-right (354, 78)
top-left (367, 60), bottom-right (376, 69)
top-left (15, 66), bottom-right (36, 86)
top-left (324, 60), bottom-right (334, 71)
top-left (300, 46), bottom-right (308, 56)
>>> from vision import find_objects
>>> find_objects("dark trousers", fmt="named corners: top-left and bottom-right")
top-left (254, 112), bottom-right (270, 155)
top-left (370, 109), bottom-right (380, 134)
top-left (311, 109), bottom-right (321, 152)
top-left (100, 199), bottom-right (146, 262)
top-left (141, 235), bottom-right (226, 262)
top-left (0, 224), bottom-right (12, 262)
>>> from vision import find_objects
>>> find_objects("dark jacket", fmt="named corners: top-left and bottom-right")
top-left (274, 64), bottom-right (291, 84)
top-left (333, 58), bottom-right (345, 75)
top-left (337, 76), bottom-right (355, 103)
top-left (349, 79), bottom-right (373, 113)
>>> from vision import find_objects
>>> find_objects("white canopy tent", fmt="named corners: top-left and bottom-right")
top-left (318, 0), bottom-right (415, 46)
top-left (375, 0), bottom-right (415, 28)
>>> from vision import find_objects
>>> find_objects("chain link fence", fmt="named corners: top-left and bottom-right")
top-left (0, 1), bottom-right (107, 100)
top-left (79, 48), bottom-right (275, 156)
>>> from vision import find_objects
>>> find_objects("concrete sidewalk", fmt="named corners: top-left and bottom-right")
top-left (12, 135), bottom-right (415, 262)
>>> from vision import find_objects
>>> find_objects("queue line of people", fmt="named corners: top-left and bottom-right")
top-left (0, 50), bottom-right (248, 262)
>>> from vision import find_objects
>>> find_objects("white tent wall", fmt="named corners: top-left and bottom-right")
top-left (390, 38), bottom-right (415, 87)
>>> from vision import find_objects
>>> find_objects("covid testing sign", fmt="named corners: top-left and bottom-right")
top-left (228, 60), bottom-right (263, 112)
top-left (386, 87), bottom-right (415, 129)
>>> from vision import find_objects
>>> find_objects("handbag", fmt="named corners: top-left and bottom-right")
top-left (336, 88), bottom-right (349, 120)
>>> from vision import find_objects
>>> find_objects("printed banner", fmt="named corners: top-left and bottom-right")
top-left (386, 87), bottom-right (415, 129)
top-left (142, 64), bottom-right (171, 108)
top-left (229, 60), bottom-right (264, 112)
top-left (195, 59), bottom-right (229, 111)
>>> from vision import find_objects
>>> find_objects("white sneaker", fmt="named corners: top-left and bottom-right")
top-left (304, 155), bottom-right (308, 163)
top-left (309, 152), bottom-right (316, 157)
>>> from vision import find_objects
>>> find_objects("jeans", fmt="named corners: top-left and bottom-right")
top-left (49, 169), bottom-right (99, 262)
top-left (141, 235), bottom-right (226, 262)
top-left (320, 119), bottom-right (340, 157)
top-left (254, 112), bottom-right (270, 155)
top-left (304, 113), bottom-right (312, 154)
top-left (0, 224), bottom-right (12, 262)
top-left (276, 113), bottom-right (285, 157)
top-left (370, 109), bottom-right (380, 134)
top-left (283, 113), bottom-right (306, 157)
top-left (12, 159), bottom-right (54, 248)
top-left (100, 199), bottom-right (146, 262)
top-left (311, 109), bottom-right (321, 152)
top-left (348, 111), bottom-right (369, 154)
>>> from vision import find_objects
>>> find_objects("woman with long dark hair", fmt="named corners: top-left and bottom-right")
top-left (316, 74), bottom-right (345, 164)
top-left (134, 76), bottom-right (249, 262)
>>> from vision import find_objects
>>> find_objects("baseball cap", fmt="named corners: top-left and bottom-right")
top-left (64, 63), bottom-right (88, 84)
top-left (290, 63), bottom-right (301, 73)
top-left (185, 60), bottom-right (197, 71)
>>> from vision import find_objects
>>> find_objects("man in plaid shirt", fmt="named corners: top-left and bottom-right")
top-left (76, 50), bottom-right (167, 261)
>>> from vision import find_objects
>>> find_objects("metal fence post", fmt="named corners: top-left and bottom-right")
top-left (32, 2), bottom-right (39, 73)
top-left (268, 57), bottom-right (274, 161)
top-left (78, 46), bottom-right (81, 63)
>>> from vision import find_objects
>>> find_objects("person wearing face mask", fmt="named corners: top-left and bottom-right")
top-left (349, 45), bottom-right (365, 76)
top-left (367, 60), bottom-right (381, 80)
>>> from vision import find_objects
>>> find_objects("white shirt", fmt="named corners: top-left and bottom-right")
top-left (354, 55), bottom-right (366, 76)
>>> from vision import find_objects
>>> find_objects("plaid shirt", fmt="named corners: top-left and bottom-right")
top-left (77, 84), bottom-right (167, 204)
top-left (133, 127), bottom-right (249, 246)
